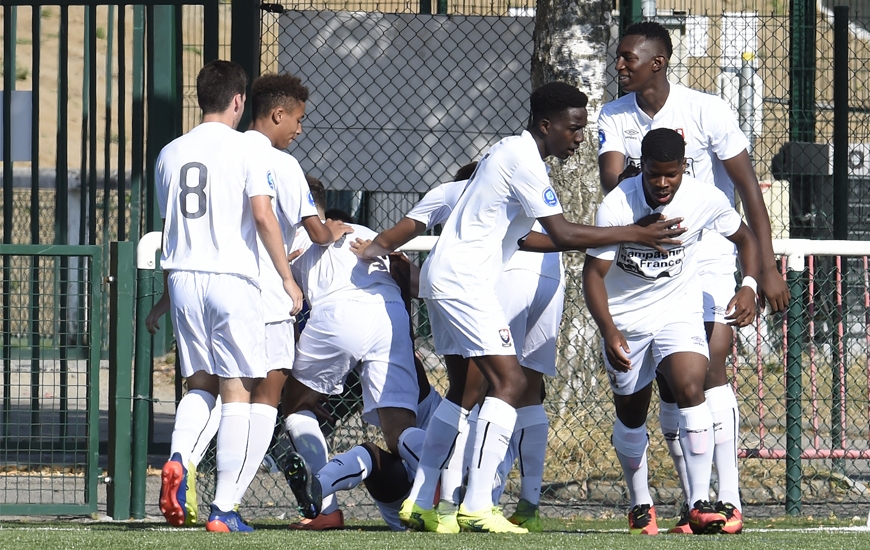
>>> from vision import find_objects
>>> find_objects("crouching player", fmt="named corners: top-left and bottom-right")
top-left (582, 128), bottom-right (759, 535)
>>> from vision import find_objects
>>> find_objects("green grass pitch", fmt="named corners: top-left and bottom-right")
top-left (2, 517), bottom-right (870, 549)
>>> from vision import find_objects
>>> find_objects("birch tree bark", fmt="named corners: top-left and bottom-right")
top-left (532, 0), bottom-right (612, 416)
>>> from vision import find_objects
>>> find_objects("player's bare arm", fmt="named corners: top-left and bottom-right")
top-left (252, 194), bottom-right (304, 314)
top-left (536, 212), bottom-right (685, 254)
top-left (725, 222), bottom-right (761, 327)
top-left (722, 150), bottom-right (790, 312)
top-left (145, 270), bottom-right (171, 335)
top-left (582, 256), bottom-right (631, 371)
top-left (302, 214), bottom-right (353, 246)
top-left (351, 216), bottom-right (426, 260)
top-left (599, 151), bottom-right (627, 194)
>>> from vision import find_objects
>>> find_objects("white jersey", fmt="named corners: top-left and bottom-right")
top-left (290, 223), bottom-right (403, 307)
top-left (419, 131), bottom-right (563, 299)
top-left (597, 82), bottom-right (750, 263)
top-left (156, 122), bottom-right (274, 281)
top-left (586, 174), bottom-right (742, 335)
top-left (503, 222), bottom-right (563, 283)
top-left (244, 130), bottom-right (319, 323)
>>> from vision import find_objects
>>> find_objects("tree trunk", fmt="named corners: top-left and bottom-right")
top-left (532, 0), bottom-right (611, 417)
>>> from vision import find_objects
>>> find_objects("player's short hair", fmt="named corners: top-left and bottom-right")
top-left (641, 128), bottom-right (685, 162)
top-left (306, 175), bottom-right (328, 213)
top-left (251, 73), bottom-right (310, 120)
top-left (325, 208), bottom-right (354, 223)
top-left (453, 161), bottom-right (477, 182)
top-left (529, 82), bottom-right (588, 124)
top-left (624, 21), bottom-right (673, 59)
top-left (196, 60), bottom-right (248, 115)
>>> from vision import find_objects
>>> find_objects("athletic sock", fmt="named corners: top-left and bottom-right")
top-left (439, 404), bottom-right (477, 506)
top-left (706, 384), bottom-right (742, 510)
top-left (189, 395), bottom-right (221, 468)
top-left (233, 403), bottom-right (277, 506)
top-left (409, 400), bottom-right (470, 509)
top-left (515, 404), bottom-right (549, 505)
top-left (659, 399), bottom-right (690, 506)
top-left (283, 411), bottom-right (337, 514)
top-left (678, 402), bottom-right (715, 506)
top-left (316, 445), bottom-right (373, 498)
top-left (461, 397), bottom-right (517, 512)
top-left (212, 401), bottom-right (251, 512)
top-left (612, 418), bottom-right (652, 507)
top-left (397, 427), bottom-right (425, 473)
top-left (169, 389), bottom-right (216, 466)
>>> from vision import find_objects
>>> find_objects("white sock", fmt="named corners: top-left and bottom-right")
top-left (462, 397), bottom-right (517, 513)
top-left (189, 395), bottom-right (221, 468)
top-left (706, 384), bottom-right (742, 511)
top-left (397, 427), bottom-right (425, 473)
top-left (515, 404), bottom-right (548, 505)
top-left (659, 400), bottom-right (690, 507)
top-left (612, 418), bottom-right (652, 507)
top-left (316, 445), bottom-right (373, 499)
top-left (409, 400), bottom-right (469, 509)
top-left (170, 389), bottom-right (215, 466)
top-left (678, 402), bottom-right (715, 506)
top-left (212, 401), bottom-right (251, 512)
top-left (233, 403), bottom-right (277, 506)
top-left (283, 411), bottom-right (337, 514)
top-left (491, 420), bottom-right (515, 505)
top-left (439, 404), bottom-right (477, 506)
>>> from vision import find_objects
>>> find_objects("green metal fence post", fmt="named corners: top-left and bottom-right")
top-left (785, 253), bottom-right (806, 516)
top-left (108, 241), bottom-right (135, 520)
top-left (131, 265), bottom-right (154, 519)
top-left (231, 0), bottom-right (261, 130)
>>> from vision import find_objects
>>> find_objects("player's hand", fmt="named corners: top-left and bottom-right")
top-left (326, 218), bottom-right (353, 242)
top-left (757, 264), bottom-right (790, 312)
top-left (283, 278), bottom-right (304, 316)
top-left (603, 328), bottom-right (631, 372)
top-left (633, 214), bottom-right (686, 253)
top-left (286, 248), bottom-right (303, 263)
top-left (145, 293), bottom-right (170, 335)
top-left (350, 238), bottom-right (374, 259)
top-left (725, 287), bottom-right (758, 327)
top-left (617, 164), bottom-right (641, 184)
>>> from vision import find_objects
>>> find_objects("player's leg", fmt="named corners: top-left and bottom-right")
top-left (655, 373), bottom-right (692, 533)
top-left (657, 347), bottom-right (726, 535)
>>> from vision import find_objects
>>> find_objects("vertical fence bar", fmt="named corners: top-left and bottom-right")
top-left (1, 4), bottom-right (14, 444)
top-left (88, 6), bottom-right (98, 246)
top-left (231, 0), bottom-right (260, 129)
top-left (203, 0), bottom-right (218, 63)
top-left (86, 252), bottom-right (103, 511)
top-left (103, 5), bottom-right (115, 248)
top-left (832, 5), bottom-right (848, 240)
top-left (117, 5), bottom-right (127, 241)
top-left (57, 4), bottom-right (71, 441)
top-left (108, 241), bottom-right (134, 519)
top-left (832, 256), bottom-right (845, 472)
top-left (29, 4), bottom-right (42, 446)
top-left (785, 253), bottom-right (806, 515)
top-left (130, 4), bottom-right (150, 519)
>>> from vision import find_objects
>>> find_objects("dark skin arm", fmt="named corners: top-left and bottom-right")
top-left (535, 212), bottom-right (686, 254)
top-left (301, 215), bottom-right (353, 246)
top-left (582, 255), bottom-right (631, 372)
top-left (520, 213), bottom-right (680, 253)
top-left (599, 151), bottom-right (629, 194)
top-left (722, 150), bottom-right (790, 312)
top-left (724, 222), bottom-right (760, 327)
top-left (351, 217), bottom-right (426, 260)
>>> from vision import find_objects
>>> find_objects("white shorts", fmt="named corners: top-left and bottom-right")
top-left (168, 271), bottom-right (266, 379)
top-left (415, 385), bottom-right (442, 430)
top-left (497, 269), bottom-right (563, 376)
top-left (293, 300), bottom-right (418, 425)
top-left (699, 256), bottom-right (738, 324)
top-left (426, 294), bottom-right (516, 358)
top-left (265, 320), bottom-right (294, 371)
top-left (604, 318), bottom-right (710, 396)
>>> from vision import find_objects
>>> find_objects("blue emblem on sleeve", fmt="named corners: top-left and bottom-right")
top-left (266, 171), bottom-right (275, 190)
top-left (542, 187), bottom-right (558, 207)
top-left (308, 191), bottom-right (315, 206)
top-left (598, 129), bottom-right (606, 149)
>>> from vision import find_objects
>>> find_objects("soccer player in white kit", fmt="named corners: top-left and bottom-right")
top-left (149, 60), bottom-right (301, 532)
top-left (584, 128), bottom-right (760, 535)
top-left (597, 21), bottom-right (790, 534)
top-left (279, 178), bottom-right (425, 526)
top-left (401, 82), bottom-right (687, 534)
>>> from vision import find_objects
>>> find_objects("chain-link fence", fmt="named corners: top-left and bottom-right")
top-left (143, 2), bottom-right (867, 524)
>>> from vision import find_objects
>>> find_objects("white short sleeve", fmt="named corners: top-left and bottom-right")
top-left (511, 163), bottom-right (563, 219)
top-left (586, 200), bottom-right (621, 261)
top-left (597, 103), bottom-right (628, 157)
top-left (705, 96), bottom-right (750, 162)
top-left (244, 145), bottom-right (277, 199)
top-left (406, 185), bottom-right (448, 228)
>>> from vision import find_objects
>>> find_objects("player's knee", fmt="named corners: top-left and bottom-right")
top-left (612, 418), bottom-right (649, 469)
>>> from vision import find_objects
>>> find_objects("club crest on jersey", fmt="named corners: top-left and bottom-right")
top-left (598, 129), bottom-right (606, 149)
top-left (499, 328), bottom-right (512, 347)
top-left (308, 191), bottom-right (315, 206)
top-left (266, 171), bottom-right (276, 190)
top-left (542, 187), bottom-right (558, 207)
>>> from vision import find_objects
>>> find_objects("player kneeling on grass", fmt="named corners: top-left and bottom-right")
top-left (582, 128), bottom-right (760, 536)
